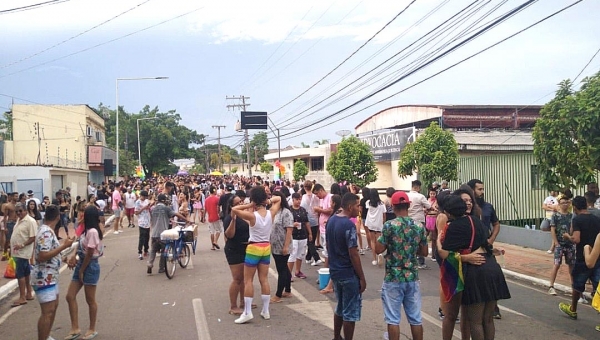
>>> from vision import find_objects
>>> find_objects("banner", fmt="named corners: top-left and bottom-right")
top-left (358, 127), bottom-right (414, 162)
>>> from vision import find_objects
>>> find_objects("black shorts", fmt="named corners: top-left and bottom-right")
top-left (225, 244), bottom-right (248, 265)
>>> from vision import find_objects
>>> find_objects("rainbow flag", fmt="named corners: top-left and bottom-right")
top-left (440, 252), bottom-right (464, 302)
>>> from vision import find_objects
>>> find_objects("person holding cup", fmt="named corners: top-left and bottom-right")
top-left (288, 192), bottom-right (312, 280)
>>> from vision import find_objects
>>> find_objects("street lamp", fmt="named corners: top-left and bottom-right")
top-left (137, 116), bottom-right (159, 170)
top-left (115, 76), bottom-right (168, 179)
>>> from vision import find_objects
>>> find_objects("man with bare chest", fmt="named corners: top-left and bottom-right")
top-left (2, 192), bottom-right (18, 260)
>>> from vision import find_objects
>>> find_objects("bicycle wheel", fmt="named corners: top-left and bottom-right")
top-left (164, 244), bottom-right (177, 279)
top-left (178, 244), bottom-right (190, 268)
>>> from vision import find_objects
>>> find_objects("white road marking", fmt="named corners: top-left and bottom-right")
top-left (498, 305), bottom-right (527, 317)
top-left (193, 298), bottom-right (212, 340)
top-left (421, 311), bottom-right (462, 340)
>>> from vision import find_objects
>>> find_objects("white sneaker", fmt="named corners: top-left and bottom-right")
top-left (372, 260), bottom-right (377, 266)
top-left (546, 250), bottom-right (553, 254)
top-left (311, 260), bottom-right (323, 266)
top-left (118, 230), bottom-right (123, 233)
top-left (305, 259), bottom-right (312, 264)
top-left (47, 336), bottom-right (56, 340)
top-left (578, 297), bottom-right (589, 305)
top-left (113, 231), bottom-right (119, 235)
top-left (548, 287), bottom-right (557, 296)
top-left (260, 311), bottom-right (270, 320)
top-left (234, 312), bottom-right (253, 324)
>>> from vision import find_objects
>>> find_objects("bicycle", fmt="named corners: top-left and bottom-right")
top-left (160, 222), bottom-right (193, 279)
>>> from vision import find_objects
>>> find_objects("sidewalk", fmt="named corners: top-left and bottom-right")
top-left (495, 241), bottom-right (573, 293)
top-left (0, 236), bottom-right (577, 301)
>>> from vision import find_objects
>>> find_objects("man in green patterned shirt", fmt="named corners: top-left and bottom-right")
top-left (375, 191), bottom-right (428, 340)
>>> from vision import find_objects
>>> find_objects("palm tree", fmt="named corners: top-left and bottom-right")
top-left (300, 142), bottom-right (310, 148)
top-left (313, 139), bottom-right (329, 146)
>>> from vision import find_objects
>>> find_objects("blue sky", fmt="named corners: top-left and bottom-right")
top-left (1, 0), bottom-right (599, 150)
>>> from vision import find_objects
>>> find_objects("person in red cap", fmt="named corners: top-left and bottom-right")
top-left (375, 191), bottom-right (428, 340)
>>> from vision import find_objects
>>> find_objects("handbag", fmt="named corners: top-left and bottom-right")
top-left (3, 256), bottom-right (16, 279)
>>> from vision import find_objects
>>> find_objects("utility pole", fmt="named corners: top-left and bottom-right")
top-left (226, 95), bottom-right (252, 176)
top-left (35, 122), bottom-right (41, 165)
top-left (203, 137), bottom-right (209, 174)
top-left (212, 125), bottom-right (226, 171)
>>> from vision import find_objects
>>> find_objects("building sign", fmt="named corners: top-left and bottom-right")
top-left (358, 127), bottom-right (414, 161)
top-left (88, 145), bottom-right (116, 165)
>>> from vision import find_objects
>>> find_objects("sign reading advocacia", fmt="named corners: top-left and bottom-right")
top-left (358, 127), bottom-right (414, 162)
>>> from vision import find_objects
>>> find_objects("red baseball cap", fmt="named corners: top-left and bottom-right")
top-left (391, 191), bottom-right (411, 205)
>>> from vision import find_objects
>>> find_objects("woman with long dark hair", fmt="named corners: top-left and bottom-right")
top-left (359, 186), bottom-right (372, 254)
top-left (365, 188), bottom-right (386, 266)
top-left (65, 206), bottom-right (104, 340)
top-left (269, 191), bottom-right (294, 303)
top-left (438, 194), bottom-right (510, 340)
top-left (27, 199), bottom-right (43, 226)
top-left (224, 194), bottom-right (250, 315)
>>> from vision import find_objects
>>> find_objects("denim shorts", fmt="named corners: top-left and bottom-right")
top-left (571, 261), bottom-right (600, 293)
top-left (6, 221), bottom-right (16, 241)
top-left (113, 208), bottom-right (122, 217)
top-left (381, 281), bottom-right (422, 326)
top-left (333, 276), bottom-right (362, 322)
top-left (14, 257), bottom-right (31, 279)
top-left (35, 284), bottom-right (59, 304)
top-left (72, 259), bottom-right (100, 285)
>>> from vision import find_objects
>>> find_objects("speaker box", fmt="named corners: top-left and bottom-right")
top-left (103, 159), bottom-right (113, 176)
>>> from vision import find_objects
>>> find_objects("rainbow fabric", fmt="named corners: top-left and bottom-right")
top-left (440, 252), bottom-right (464, 302)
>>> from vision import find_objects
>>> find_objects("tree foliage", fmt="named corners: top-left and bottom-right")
top-left (397, 122), bottom-right (458, 187)
top-left (293, 159), bottom-right (309, 181)
top-left (260, 161), bottom-right (273, 173)
top-left (240, 132), bottom-right (269, 166)
top-left (327, 135), bottom-right (377, 188)
top-left (0, 111), bottom-right (13, 141)
top-left (533, 73), bottom-right (600, 189)
top-left (97, 104), bottom-right (206, 176)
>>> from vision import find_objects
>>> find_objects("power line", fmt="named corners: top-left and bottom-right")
top-left (277, 0), bottom-right (487, 129)
top-left (1, 0), bottom-right (152, 70)
top-left (573, 46), bottom-right (600, 82)
top-left (0, 5), bottom-right (204, 79)
top-left (268, 0), bottom-right (417, 117)
top-left (0, 0), bottom-right (69, 15)
top-left (237, 5), bottom-right (315, 91)
top-left (277, 0), bottom-right (583, 142)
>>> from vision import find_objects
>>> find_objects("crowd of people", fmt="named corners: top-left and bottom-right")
top-left (1, 175), bottom-right (599, 339)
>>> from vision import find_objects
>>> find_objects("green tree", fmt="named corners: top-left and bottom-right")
top-left (97, 104), bottom-right (206, 176)
top-left (533, 74), bottom-right (600, 189)
top-left (327, 135), bottom-right (377, 187)
top-left (397, 122), bottom-right (459, 187)
top-left (260, 161), bottom-right (273, 173)
top-left (313, 139), bottom-right (329, 146)
top-left (293, 159), bottom-right (309, 181)
top-left (0, 110), bottom-right (13, 141)
top-left (300, 142), bottom-right (310, 148)
top-left (240, 132), bottom-right (269, 167)
top-left (231, 166), bottom-right (238, 174)
top-left (210, 153), bottom-right (219, 168)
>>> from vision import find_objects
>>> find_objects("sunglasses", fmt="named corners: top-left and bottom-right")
top-left (15, 210), bottom-right (24, 213)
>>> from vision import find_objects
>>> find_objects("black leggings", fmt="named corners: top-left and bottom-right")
top-left (305, 225), bottom-right (320, 262)
top-left (272, 253), bottom-right (291, 298)
top-left (138, 227), bottom-right (150, 254)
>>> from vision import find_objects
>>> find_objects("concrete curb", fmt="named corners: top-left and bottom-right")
top-left (0, 279), bottom-right (18, 302)
top-left (502, 268), bottom-right (572, 294)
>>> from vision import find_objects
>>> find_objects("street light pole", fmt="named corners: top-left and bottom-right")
top-left (115, 76), bottom-right (168, 179)
top-left (137, 116), bottom-right (159, 170)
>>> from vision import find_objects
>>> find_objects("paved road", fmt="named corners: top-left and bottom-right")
top-left (0, 225), bottom-right (598, 340)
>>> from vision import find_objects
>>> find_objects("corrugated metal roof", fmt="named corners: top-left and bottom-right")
top-left (453, 130), bottom-right (533, 148)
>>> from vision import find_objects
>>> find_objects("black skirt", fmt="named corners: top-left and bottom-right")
top-left (462, 253), bottom-right (511, 305)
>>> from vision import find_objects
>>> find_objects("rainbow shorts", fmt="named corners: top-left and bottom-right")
top-left (245, 242), bottom-right (271, 267)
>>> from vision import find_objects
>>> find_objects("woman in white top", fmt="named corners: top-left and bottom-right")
top-left (365, 188), bottom-right (386, 266)
top-left (231, 186), bottom-right (281, 324)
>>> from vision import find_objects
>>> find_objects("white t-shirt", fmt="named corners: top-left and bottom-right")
top-left (543, 195), bottom-right (558, 219)
top-left (407, 191), bottom-right (431, 225)
top-left (364, 200), bottom-right (386, 232)
top-left (124, 192), bottom-right (137, 209)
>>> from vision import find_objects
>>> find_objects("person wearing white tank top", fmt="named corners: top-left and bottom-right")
top-left (231, 186), bottom-right (281, 324)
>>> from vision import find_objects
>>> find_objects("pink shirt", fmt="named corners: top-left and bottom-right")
top-left (112, 190), bottom-right (122, 210)
top-left (81, 228), bottom-right (103, 259)
top-left (318, 193), bottom-right (332, 234)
